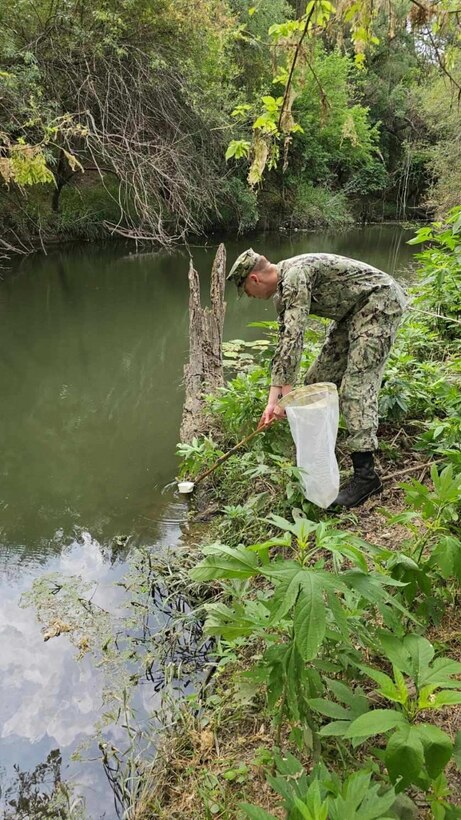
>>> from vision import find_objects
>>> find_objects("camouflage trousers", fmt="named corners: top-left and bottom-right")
top-left (304, 283), bottom-right (407, 452)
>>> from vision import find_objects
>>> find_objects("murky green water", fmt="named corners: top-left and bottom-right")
top-left (0, 226), bottom-right (417, 817)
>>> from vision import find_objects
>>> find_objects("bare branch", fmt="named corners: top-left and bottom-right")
top-left (277, 1), bottom-right (319, 133)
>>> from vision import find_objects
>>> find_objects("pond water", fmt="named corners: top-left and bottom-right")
top-left (0, 225), bottom-right (417, 817)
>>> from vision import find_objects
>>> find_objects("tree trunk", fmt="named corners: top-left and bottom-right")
top-left (180, 243), bottom-right (226, 443)
top-left (51, 149), bottom-right (76, 213)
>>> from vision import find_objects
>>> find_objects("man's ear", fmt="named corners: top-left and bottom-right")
top-left (248, 272), bottom-right (258, 284)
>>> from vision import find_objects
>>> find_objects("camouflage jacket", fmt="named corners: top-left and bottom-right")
top-left (271, 253), bottom-right (398, 385)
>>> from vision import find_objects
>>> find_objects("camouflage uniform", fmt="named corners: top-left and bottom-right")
top-left (271, 253), bottom-right (407, 452)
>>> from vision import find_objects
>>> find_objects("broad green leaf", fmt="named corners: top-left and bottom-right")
top-left (294, 572), bottom-right (326, 660)
top-left (225, 139), bottom-right (250, 160)
top-left (378, 632), bottom-right (412, 675)
top-left (201, 542), bottom-right (253, 561)
top-left (389, 793), bottom-right (418, 819)
top-left (431, 690), bottom-right (461, 707)
top-left (10, 150), bottom-right (55, 185)
top-left (273, 749), bottom-right (304, 777)
top-left (266, 662), bottom-right (284, 711)
top-left (404, 634), bottom-right (434, 684)
top-left (305, 666), bottom-right (323, 698)
top-left (329, 769), bottom-right (396, 820)
top-left (339, 767), bottom-right (370, 806)
top-left (431, 536), bottom-right (461, 581)
top-left (266, 755), bottom-right (310, 806)
top-left (326, 678), bottom-right (369, 716)
top-left (343, 571), bottom-right (412, 623)
top-left (319, 720), bottom-right (350, 737)
top-left (358, 665), bottom-right (402, 702)
top-left (418, 683), bottom-right (446, 708)
top-left (345, 709), bottom-right (406, 739)
top-left (247, 534), bottom-right (291, 553)
top-left (337, 544), bottom-right (368, 572)
top-left (417, 724), bottom-right (453, 779)
top-left (239, 804), bottom-right (279, 820)
top-left (266, 772), bottom-right (294, 805)
top-left (408, 227), bottom-right (434, 244)
top-left (315, 526), bottom-right (369, 571)
top-left (189, 545), bottom-right (259, 581)
top-left (265, 512), bottom-right (299, 534)
top-left (385, 726), bottom-right (424, 788)
top-left (231, 103), bottom-right (251, 117)
top-left (420, 657), bottom-right (461, 687)
top-left (315, 569), bottom-right (348, 594)
top-left (390, 554), bottom-right (420, 572)
top-left (268, 572), bottom-right (301, 624)
top-left (263, 559), bottom-right (303, 581)
top-left (307, 698), bottom-right (351, 720)
top-left (356, 783), bottom-right (397, 819)
top-left (285, 644), bottom-right (301, 721)
top-left (325, 590), bottom-right (350, 641)
top-left (266, 513), bottom-right (317, 541)
top-left (292, 797), bottom-right (314, 819)
top-left (452, 212), bottom-right (461, 234)
top-left (393, 666), bottom-right (409, 706)
top-left (203, 601), bottom-right (267, 639)
top-left (303, 780), bottom-right (329, 820)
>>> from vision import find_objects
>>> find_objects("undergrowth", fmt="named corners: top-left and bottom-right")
top-left (17, 216), bottom-right (460, 818)
top-left (141, 212), bottom-right (461, 819)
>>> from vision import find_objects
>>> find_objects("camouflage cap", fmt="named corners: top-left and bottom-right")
top-left (226, 248), bottom-right (260, 294)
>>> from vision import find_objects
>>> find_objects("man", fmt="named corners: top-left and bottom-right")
top-left (226, 249), bottom-right (407, 508)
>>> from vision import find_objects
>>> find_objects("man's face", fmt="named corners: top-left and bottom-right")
top-left (243, 272), bottom-right (273, 300)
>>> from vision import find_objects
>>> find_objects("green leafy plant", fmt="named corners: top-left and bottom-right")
top-left (240, 752), bottom-right (398, 820)
top-left (176, 436), bottom-right (223, 478)
top-left (190, 513), bottom-right (411, 736)
top-left (384, 464), bottom-right (461, 620)
top-left (312, 633), bottom-right (461, 793)
top-left (402, 464), bottom-right (461, 529)
top-left (408, 207), bottom-right (461, 338)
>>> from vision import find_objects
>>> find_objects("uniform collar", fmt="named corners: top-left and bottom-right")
top-left (276, 262), bottom-right (283, 289)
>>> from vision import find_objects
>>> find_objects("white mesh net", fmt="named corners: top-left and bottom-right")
top-left (278, 383), bottom-right (340, 508)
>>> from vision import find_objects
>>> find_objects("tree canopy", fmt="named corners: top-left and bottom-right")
top-left (0, 0), bottom-right (460, 247)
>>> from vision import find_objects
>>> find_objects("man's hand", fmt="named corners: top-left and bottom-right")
top-left (258, 402), bottom-right (284, 428)
top-left (258, 384), bottom-right (292, 428)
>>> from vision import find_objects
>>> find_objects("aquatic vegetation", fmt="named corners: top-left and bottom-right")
top-left (21, 542), bottom-right (210, 818)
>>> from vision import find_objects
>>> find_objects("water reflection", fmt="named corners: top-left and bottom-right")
top-left (2, 749), bottom-right (78, 819)
top-left (0, 535), bottom-right (123, 815)
top-left (0, 515), bottom-right (207, 816)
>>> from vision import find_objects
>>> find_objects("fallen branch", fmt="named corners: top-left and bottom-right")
top-left (408, 306), bottom-right (461, 327)
top-left (382, 457), bottom-right (444, 482)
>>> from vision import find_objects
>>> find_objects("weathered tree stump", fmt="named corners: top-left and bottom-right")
top-left (180, 243), bottom-right (226, 443)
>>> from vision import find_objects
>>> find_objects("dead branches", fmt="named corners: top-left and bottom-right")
top-left (1, 39), bottom-right (227, 247)
top-left (48, 49), bottom-right (224, 245)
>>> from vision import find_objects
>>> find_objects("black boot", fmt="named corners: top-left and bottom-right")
top-left (332, 452), bottom-right (382, 509)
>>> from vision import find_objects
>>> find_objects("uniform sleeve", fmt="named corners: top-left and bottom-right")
top-left (271, 265), bottom-right (312, 385)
